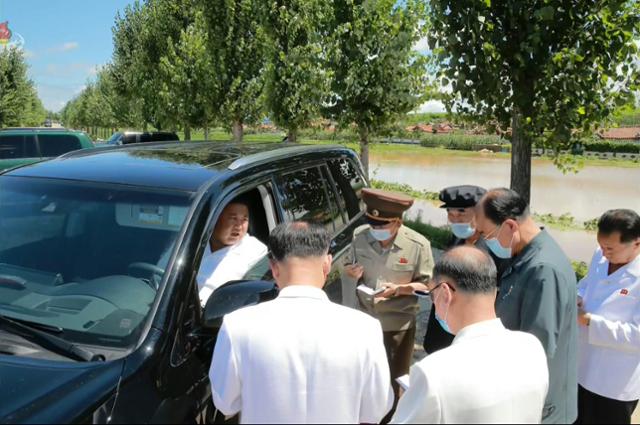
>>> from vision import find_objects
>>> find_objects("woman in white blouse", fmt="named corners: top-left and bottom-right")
top-left (577, 209), bottom-right (640, 424)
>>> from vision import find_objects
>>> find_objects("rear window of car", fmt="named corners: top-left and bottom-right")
top-left (0, 135), bottom-right (38, 159)
top-left (38, 135), bottom-right (82, 157)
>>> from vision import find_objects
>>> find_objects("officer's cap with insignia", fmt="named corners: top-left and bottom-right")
top-left (439, 185), bottom-right (487, 209)
top-left (362, 188), bottom-right (414, 226)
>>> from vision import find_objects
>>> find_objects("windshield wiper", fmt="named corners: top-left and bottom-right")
top-left (0, 314), bottom-right (104, 362)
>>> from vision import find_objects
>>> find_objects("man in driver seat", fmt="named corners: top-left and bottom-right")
top-left (197, 196), bottom-right (268, 306)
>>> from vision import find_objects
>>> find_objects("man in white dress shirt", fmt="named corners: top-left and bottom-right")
top-left (197, 198), bottom-right (267, 306)
top-left (392, 246), bottom-right (549, 424)
top-left (577, 209), bottom-right (640, 424)
top-left (209, 222), bottom-right (394, 424)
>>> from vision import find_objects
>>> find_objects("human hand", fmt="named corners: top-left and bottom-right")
top-left (344, 264), bottom-right (364, 280)
top-left (376, 283), bottom-right (399, 299)
top-left (577, 303), bottom-right (591, 327)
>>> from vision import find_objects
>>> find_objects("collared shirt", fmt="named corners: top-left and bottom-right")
top-left (496, 229), bottom-right (578, 424)
top-left (392, 319), bottom-right (549, 424)
top-left (345, 225), bottom-right (434, 332)
top-left (578, 249), bottom-right (640, 401)
top-left (209, 285), bottom-right (394, 424)
top-left (196, 235), bottom-right (267, 306)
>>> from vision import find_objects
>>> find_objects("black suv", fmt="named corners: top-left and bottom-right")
top-left (106, 131), bottom-right (180, 145)
top-left (0, 142), bottom-right (368, 423)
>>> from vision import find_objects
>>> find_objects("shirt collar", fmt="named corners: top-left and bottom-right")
top-left (278, 285), bottom-right (329, 301)
top-left (452, 318), bottom-right (505, 345)
top-left (506, 228), bottom-right (549, 273)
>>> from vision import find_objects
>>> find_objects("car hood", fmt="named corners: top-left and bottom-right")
top-left (0, 355), bottom-right (125, 424)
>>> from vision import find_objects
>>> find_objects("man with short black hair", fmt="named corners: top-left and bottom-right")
top-left (577, 209), bottom-right (640, 424)
top-left (392, 246), bottom-right (549, 424)
top-left (209, 222), bottom-right (393, 424)
top-left (475, 188), bottom-right (578, 424)
top-left (196, 196), bottom-right (267, 306)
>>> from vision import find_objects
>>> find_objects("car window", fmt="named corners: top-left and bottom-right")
top-left (0, 135), bottom-right (38, 159)
top-left (38, 135), bottom-right (82, 157)
top-left (278, 166), bottom-right (339, 232)
top-left (122, 134), bottom-right (138, 144)
top-left (0, 176), bottom-right (193, 349)
top-left (321, 165), bottom-right (347, 231)
top-left (107, 132), bottom-right (122, 145)
top-left (328, 158), bottom-right (366, 220)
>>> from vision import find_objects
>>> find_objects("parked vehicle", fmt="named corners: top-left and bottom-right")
top-left (0, 142), bottom-right (368, 423)
top-left (106, 131), bottom-right (179, 146)
top-left (0, 128), bottom-right (94, 172)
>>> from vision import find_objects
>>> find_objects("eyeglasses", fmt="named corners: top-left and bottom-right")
top-left (417, 281), bottom-right (456, 301)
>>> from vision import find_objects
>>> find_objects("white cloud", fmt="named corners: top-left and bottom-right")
top-left (415, 100), bottom-right (447, 113)
top-left (48, 42), bottom-right (79, 53)
top-left (36, 83), bottom-right (87, 112)
top-left (413, 36), bottom-right (429, 52)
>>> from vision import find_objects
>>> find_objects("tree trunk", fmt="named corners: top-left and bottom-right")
top-left (232, 120), bottom-right (243, 143)
top-left (359, 126), bottom-right (370, 178)
top-left (510, 112), bottom-right (532, 206)
top-left (204, 127), bottom-right (209, 141)
top-left (287, 129), bottom-right (297, 144)
top-left (184, 124), bottom-right (191, 141)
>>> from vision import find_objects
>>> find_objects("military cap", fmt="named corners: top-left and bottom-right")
top-left (362, 188), bottom-right (414, 224)
top-left (439, 185), bottom-right (487, 209)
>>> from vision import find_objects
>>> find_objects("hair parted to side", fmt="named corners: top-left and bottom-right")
top-left (268, 222), bottom-right (332, 262)
top-left (434, 246), bottom-right (497, 294)
top-left (598, 209), bottom-right (640, 243)
top-left (481, 188), bottom-right (530, 225)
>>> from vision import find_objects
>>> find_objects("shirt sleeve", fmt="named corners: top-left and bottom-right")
top-left (519, 263), bottom-right (572, 359)
top-left (413, 242), bottom-right (434, 283)
top-left (588, 308), bottom-right (640, 354)
top-left (359, 322), bottom-right (394, 424)
top-left (209, 320), bottom-right (242, 416)
top-left (391, 365), bottom-right (441, 424)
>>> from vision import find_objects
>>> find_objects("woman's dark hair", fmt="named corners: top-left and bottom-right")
top-left (598, 209), bottom-right (640, 243)
top-left (268, 222), bottom-right (332, 261)
top-left (482, 188), bottom-right (530, 225)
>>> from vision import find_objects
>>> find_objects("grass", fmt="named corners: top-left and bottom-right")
top-left (176, 128), bottom-right (638, 167)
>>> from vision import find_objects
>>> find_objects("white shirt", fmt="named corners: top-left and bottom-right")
top-left (209, 285), bottom-right (394, 424)
top-left (196, 235), bottom-right (267, 305)
top-left (577, 248), bottom-right (640, 401)
top-left (392, 319), bottom-right (549, 424)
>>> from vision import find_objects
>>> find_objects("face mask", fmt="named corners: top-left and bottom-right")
top-left (486, 225), bottom-right (515, 259)
top-left (434, 290), bottom-right (453, 335)
top-left (450, 223), bottom-right (475, 240)
top-left (370, 228), bottom-right (393, 242)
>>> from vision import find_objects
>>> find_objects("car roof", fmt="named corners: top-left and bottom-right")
top-left (3, 141), bottom-right (354, 192)
top-left (0, 128), bottom-right (84, 135)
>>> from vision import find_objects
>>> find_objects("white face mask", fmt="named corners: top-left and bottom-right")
top-left (370, 228), bottom-right (393, 242)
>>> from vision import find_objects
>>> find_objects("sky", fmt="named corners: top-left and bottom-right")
top-left (0, 0), bottom-right (445, 114)
top-left (0, 0), bottom-right (135, 112)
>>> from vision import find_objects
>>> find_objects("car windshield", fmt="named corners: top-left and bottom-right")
top-left (107, 132), bottom-right (122, 144)
top-left (0, 176), bottom-right (194, 349)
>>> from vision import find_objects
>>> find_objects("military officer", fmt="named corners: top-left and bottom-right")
top-left (343, 188), bottom-right (434, 419)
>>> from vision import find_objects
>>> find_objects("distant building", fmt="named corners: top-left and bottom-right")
top-left (597, 127), bottom-right (640, 141)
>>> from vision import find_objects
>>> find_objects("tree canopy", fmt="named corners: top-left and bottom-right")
top-left (0, 47), bottom-right (46, 128)
top-left (428, 0), bottom-right (640, 203)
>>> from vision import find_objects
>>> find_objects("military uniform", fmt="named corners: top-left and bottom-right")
top-left (343, 188), bottom-right (434, 421)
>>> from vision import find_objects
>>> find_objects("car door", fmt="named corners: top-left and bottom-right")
top-left (274, 163), bottom-right (365, 306)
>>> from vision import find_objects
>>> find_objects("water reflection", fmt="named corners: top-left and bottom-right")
top-left (407, 193), bottom-right (598, 263)
top-left (372, 152), bottom-right (640, 222)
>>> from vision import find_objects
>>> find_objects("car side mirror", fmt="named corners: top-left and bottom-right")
top-left (203, 280), bottom-right (278, 329)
